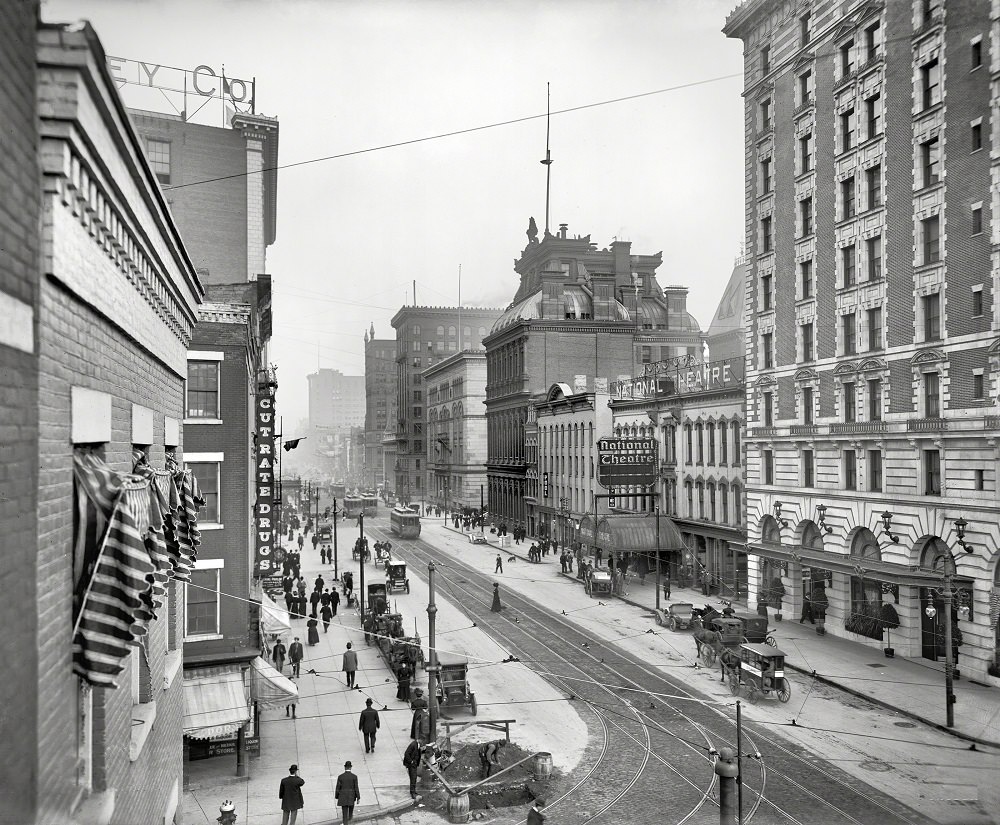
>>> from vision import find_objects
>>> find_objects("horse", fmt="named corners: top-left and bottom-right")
top-left (719, 646), bottom-right (741, 682)
top-left (693, 626), bottom-right (721, 660)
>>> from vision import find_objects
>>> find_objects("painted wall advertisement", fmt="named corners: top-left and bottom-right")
top-left (254, 385), bottom-right (276, 577)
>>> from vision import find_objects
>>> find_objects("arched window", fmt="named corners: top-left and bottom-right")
top-left (761, 514), bottom-right (781, 544)
top-left (732, 421), bottom-right (741, 464)
top-left (802, 521), bottom-right (824, 552)
top-left (696, 481), bottom-right (705, 519)
top-left (706, 422), bottom-right (716, 465)
top-left (696, 423), bottom-right (704, 464)
top-left (719, 421), bottom-right (728, 465)
top-left (719, 481), bottom-right (729, 523)
top-left (478, 327), bottom-right (487, 338)
top-left (848, 528), bottom-right (885, 639)
top-left (685, 424), bottom-right (693, 463)
top-left (685, 481), bottom-right (694, 516)
top-left (732, 485), bottom-right (741, 525)
top-left (437, 325), bottom-right (444, 336)
top-left (708, 482), bottom-right (716, 521)
top-left (448, 325), bottom-right (456, 337)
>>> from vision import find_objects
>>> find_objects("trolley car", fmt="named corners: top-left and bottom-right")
top-left (344, 495), bottom-right (379, 519)
top-left (389, 506), bottom-right (421, 538)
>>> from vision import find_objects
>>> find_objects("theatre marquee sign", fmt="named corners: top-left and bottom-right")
top-left (596, 437), bottom-right (658, 489)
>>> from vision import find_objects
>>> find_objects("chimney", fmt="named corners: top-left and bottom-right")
top-left (559, 223), bottom-right (568, 239)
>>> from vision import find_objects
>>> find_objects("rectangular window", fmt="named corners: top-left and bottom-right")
top-left (761, 216), bottom-right (772, 252)
top-left (803, 449), bottom-right (814, 487)
top-left (762, 332), bottom-right (773, 369)
top-left (799, 133), bottom-right (813, 173)
top-left (922, 59), bottom-right (941, 109)
top-left (762, 274), bottom-right (772, 310)
top-left (720, 426), bottom-right (728, 465)
top-left (868, 449), bottom-right (883, 492)
top-left (187, 361), bottom-right (220, 419)
top-left (803, 386), bottom-right (814, 425)
top-left (764, 450), bottom-right (774, 485)
top-left (185, 567), bottom-right (220, 637)
top-left (972, 122), bottom-right (983, 152)
top-left (973, 371), bottom-right (985, 399)
top-left (921, 138), bottom-right (940, 187)
top-left (975, 469), bottom-right (985, 490)
top-left (842, 244), bottom-right (856, 287)
top-left (867, 307), bottom-right (883, 350)
top-left (923, 215), bottom-right (941, 264)
top-left (800, 12), bottom-right (810, 45)
top-left (865, 22), bottom-right (880, 61)
top-left (972, 287), bottom-right (983, 316)
top-left (763, 392), bottom-right (773, 426)
top-left (866, 165), bottom-right (882, 209)
top-left (924, 449), bottom-right (941, 495)
top-left (866, 236), bottom-right (882, 280)
top-left (972, 39), bottom-right (983, 69)
top-left (842, 312), bottom-right (857, 355)
top-left (761, 157), bottom-right (772, 193)
top-left (799, 71), bottom-right (812, 106)
top-left (841, 108), bottom-right (855, 151)
top-left (865, 95), bottom-right (881, 140)
top-left (924, 371), bottom-right (940, 417)
top-left (800, 197), bottom-right (813, 235)
top-left (840, 40), bottom-right (854, 76)
top-left (760, 99), bottom-right (772, 131)
top-left (843, 381), bottom-right (856, 423)
top-left (188, 462), bottom-right (219, 522)
top-left (867, 378), bottom-right (882, 420)
top-left (801, 322), bottom-right (814, 361)
top-left (972, 205), bottom-right (983, 235)
top-left (844, 449), bottom-right (857, 490)
top-left (761, 45), bottom-right (771, 74)
top-left (923, 292), bottom-right (941, 340)
top-left (842, 177), bottom-right (856, 219)
top-left (145, 138), bottom-right (171, 185)
top-left (800, 260), bottom-right (813, 298)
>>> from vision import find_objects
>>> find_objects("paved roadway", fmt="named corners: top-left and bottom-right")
top-left (363, 520), bottom-right (938, 825)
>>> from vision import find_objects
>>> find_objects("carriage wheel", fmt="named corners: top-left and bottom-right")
top-left (765, 635), bottom-right (777, 648)
top-left (470, 694), bottom-right (478, 716)
top-left (729, 672), bottom-right (741, 696)
top-left (364, 632), bottom-right (371, 645)
top-left (668, 617), bottom-right (677, 632)
top-left (702, 648), bottom-right (717, 666)
top-left (747, 687), bottom-right (759, 705)
top-left (776, 678), bottom-right (792, 703)
top-left (405, 581), bottom-right (410, 594)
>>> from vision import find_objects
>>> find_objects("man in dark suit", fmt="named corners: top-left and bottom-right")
top-left (359, 697), bottom-right (380, 752)
top-left (288, 637), bottom-right (304, 679)
top-left (402, 736), bottom-right (422, 798)
top-left (335, 760), bottom-right (360, 823)
top-left (278, 764), bottom-right (305, 825)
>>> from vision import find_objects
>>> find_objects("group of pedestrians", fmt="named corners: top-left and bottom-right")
top-left (278, 760), bottom-right (361, 825)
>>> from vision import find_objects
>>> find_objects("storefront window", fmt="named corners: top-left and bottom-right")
top-left (847, 528), bottom-right (884, 640)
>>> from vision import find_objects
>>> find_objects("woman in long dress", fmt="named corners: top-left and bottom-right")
top-left (307, 617), bottom-right (320, 645)
top-left (491, 583), bottom-right (502, 612)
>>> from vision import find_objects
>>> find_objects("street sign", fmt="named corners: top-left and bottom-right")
top-left (597, 437), bottom-right (657, 489)
top-left (543, 472), bottom-right (550, 498)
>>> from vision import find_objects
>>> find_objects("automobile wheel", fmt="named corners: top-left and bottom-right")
top-left (668, 617), bottom-right (677, 632)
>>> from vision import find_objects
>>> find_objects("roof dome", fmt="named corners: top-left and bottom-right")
top-left (491, 285), bottom-right (630, 332)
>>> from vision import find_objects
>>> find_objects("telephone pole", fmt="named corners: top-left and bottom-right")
top-left (359, 513), bottom-right (366, 617)
top-left (427, 561), bottom-right (439, 743)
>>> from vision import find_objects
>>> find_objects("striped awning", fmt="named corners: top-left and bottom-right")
top-left (183, 669), bottom-right (250, 739)
top-left (249, 657), bottom-right (298, 709)
top-left (595, 513), bottom-right (685, 552)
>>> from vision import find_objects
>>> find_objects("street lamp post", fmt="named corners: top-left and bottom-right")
top-left (927, 552), bottom-right (958, 728)
top-left (655, 504), bottom-right (661, 611)
top-left (427, 561), bottom-right (439, 743)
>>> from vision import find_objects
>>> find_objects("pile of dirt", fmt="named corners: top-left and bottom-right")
top-left (442, 741), bottom-right (539, 784)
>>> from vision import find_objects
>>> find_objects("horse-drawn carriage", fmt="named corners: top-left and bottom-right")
top-left (352, 537), bottom-right (371, 562)
top-left (728, 643), bottom-right (791, 703)
top-left (696, 615), bottom-right (744, 666)
top-left (654, 602), bottom-right (695, 631)
top-left (585, 568), bottom-right (613, 598)
top-left (376, 612), bottom-right (404, 656)
top-left (386, 561), bottom-right (410, 594)
top-left (363, 583), bottom-right (388, 644)
top-left (374, 541), bottom-right (392, 565)
top-left (735, 612), bottom-right (777, 647)
top-left (435, 654), bottom-right (477, 716)
top-left (388, 631), bottom-right (425, 675)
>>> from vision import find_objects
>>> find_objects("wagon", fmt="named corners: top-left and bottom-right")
top-left (735, 612), bottom-right (777, 646)
top-left (386, 561), bottom-right (410, 594)
top-left (585, 569), bottom-right (613, 598)
top-left (374, 542), bottom-right (392, 564)
top-left (352, 538), bottom-right (371, 562)
top-left (655, 602), bottom-right (696, 631)
top-left (729, 643), bottom-right (792, 704)
top-left (435, 654), bottom-right (477, 716)
top-left (700, 616), bottom-right (745, 666)
top-left (376, 612), bottom-right (404, 656)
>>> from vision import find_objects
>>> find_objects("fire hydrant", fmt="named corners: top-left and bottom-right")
top-left (218, 800), bottom-right (237, 825)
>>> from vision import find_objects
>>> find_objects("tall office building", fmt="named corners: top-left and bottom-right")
top-left (307, 368), bottom-right (366, 478)
top-left (364, 324), bottom-right (396, 490)
top-left (724, 0), bottom-right (999, 679)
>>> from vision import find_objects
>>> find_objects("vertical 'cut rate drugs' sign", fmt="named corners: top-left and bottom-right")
top-left (254, 386), bottom-right (276, 576)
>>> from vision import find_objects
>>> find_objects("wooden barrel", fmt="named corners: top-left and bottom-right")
top-left (447, 793), bottom-right (470, 824)
top-left (533, 751), bottom-right (553, 781)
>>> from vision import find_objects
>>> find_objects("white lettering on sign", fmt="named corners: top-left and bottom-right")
top-left (105, 56), bottom-right (252, 102)
top-left (254, 385), bottom-right (277, 577)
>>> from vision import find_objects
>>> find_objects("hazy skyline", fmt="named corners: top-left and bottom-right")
top-left (42, 0), bottom-right (746, 426)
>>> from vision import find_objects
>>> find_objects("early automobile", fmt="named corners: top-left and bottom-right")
top-left (434, 654), bottom-right (477, 716)
top-left (386, 561), bottom-right (410, 594)
top-left (585, 568), bottom-right (613, 598)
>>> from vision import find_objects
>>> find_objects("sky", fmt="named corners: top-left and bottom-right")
top-left (43, 0), bottom-right (747, 427)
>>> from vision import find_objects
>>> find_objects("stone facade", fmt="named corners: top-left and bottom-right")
top-left (364, 325), bottom-right (395, 490)
top-left (725, 0), bottom-right (1000, 678)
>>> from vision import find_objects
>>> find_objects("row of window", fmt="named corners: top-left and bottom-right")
top-left (681, 420), bottom-right (742, 467)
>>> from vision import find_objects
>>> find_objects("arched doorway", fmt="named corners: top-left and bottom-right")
top-left (918, 537), bottom-right (951, 661)
top-left (848, 528), bottom-right (886, 640)
top-left (759, 515), bottom-right (783, 607)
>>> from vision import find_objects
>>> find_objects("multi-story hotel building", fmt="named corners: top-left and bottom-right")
top-left (485, 223), bottom-right (704, 535)
top-left (364, 324), bottom-right (396, 490)
top-left (725, 0), bottom-right (1000, 679)
top-left (390, 306), bottom-right (501, 508)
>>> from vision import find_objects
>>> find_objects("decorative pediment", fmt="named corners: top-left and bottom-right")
top-left (856, 0), bottom-right (885, 27)
top-left (755, 83), bottom-right (775, 104)
top-left (833, 20), bottom-right (856, 41)
top-left (794, 367), bottom-right (819, 381)
top-left (986, 337), bottom-right (1000, 355)
top-left (909, 348), bottom-right (947, 366)
top-left (791, 52), bottom-right (815, 73)
top-left (833, 361), bottom-right (859, 376)
top-left (753, 374), bottom-right (777, 387)
top-left (857, 357), bottom-right (887, 373)
top-left (706, 475), bottom-right (718, 485)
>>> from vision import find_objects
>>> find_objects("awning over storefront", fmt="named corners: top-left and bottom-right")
top-left (249, 656), bottom-right (298, 709)
top-left (183, 669), bottom-right (250, 740)
top-left (594, 513), bottom-right (685, 552)
top-left (578, 515), bottom-right (598, 545)
top-left (745, 543), bottom-right (975, 588)
top-left (260, 590), bottom-right (291, 637)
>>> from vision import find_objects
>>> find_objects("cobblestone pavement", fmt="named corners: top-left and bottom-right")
top-left (364, 521), bottom-right (943, 825)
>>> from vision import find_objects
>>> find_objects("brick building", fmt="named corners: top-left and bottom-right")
top-left (29, 20), bottom-right (203, 825)
top-left (724, 0), bottom-right (1000, 678)
top-left (364, 324), bottom-right (396, 490)
top-left (389, 306), bottom-right (501, 508)
top-left (425, 349), bottom-right (490, 512)
top-left (484, 223), bottom-right (704, 535)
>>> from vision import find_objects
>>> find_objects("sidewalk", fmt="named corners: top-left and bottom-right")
top-left (444, 523), bottom-right (1000, 748)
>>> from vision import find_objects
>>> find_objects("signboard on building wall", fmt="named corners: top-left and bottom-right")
top-left (254, 385), bottom-right (276, 577)
top-left (611, 356), bottom-right (744, 400)
top-left (596, 437), bottom-right (657, 488)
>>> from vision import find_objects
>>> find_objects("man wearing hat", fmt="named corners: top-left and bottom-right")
top-left (358, 697), bottom-right (381, 753)
top-left (410, 688), bottom-right (428, 741)
top-left (335, 760), bottom-right (360, 823)
top-left (526, 798), bottom-right (546, 825)
top-left (278, 764), bottom-right (305, 825)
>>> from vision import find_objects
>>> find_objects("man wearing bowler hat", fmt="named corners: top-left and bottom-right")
top-left (335, 760), bottom-right (360, 823)
top-left (278, 764), bottom-right (305, 825)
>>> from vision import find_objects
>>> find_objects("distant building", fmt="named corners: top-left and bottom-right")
top-left (389, 306), bottom-right (502, 506)
top-left (485, 224), bottom-right (703, 536)
top-left (706, 260), bottom-right (747, 362)
top-left (307, 368), bottom-right (366, 478)
top-left (364, 324), bottom-right (396, 490)
top-left (725, 0), bottom-right (1000, 678)
top-left (425, 350), bottom-right (490, 512)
